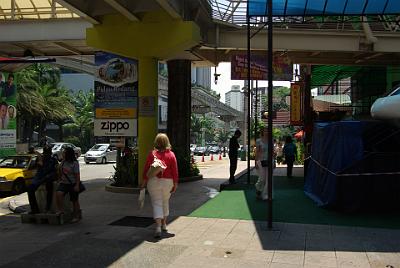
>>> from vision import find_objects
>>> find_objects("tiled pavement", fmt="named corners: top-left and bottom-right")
top-left (1, 161), bottom-right (400, 267)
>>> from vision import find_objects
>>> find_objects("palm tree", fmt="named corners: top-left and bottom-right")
top-left (16, 64), bottom-right (75, 144)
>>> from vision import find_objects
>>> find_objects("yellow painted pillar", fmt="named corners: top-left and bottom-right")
top-left (138, 57), bottom-right (158, 184)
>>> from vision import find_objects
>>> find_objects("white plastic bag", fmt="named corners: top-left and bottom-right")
top-left (138, 188), bottom-right (145, 209)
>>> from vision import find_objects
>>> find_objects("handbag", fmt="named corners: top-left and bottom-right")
top-left (146, 151), bottom-right (167, 178)
top-left (261, 160), bottom-right (269, 167)
top-left (61, 161), bottom-right (86, 193)
top-left (138, 188), bottom-right (145, 209)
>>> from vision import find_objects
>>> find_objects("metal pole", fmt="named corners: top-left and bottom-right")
top-left (267, 0), bottom-right (274, 229)
top-left (246, 10), bottom-right (251, 185)
top-left (255, 80), bottom-right (258, 139)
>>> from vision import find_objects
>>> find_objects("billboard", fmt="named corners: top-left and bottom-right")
top-left (231, 53), bottom-right (293, 81)
top-left (94, 52), bottom-right (138, 137)
top-left (94, 119), bottom-right (137, 137)
top-left (0, 72), bottom-right (17, 157)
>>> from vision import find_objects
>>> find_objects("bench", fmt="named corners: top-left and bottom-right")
top-left (21, 182), bottom-right (74, 225)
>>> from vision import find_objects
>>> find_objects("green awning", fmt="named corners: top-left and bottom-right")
top-left (311, 65), bottom-right (361, 87)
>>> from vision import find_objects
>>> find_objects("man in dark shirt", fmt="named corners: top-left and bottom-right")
top-left (27, 146), bottom-right (58, 214)
top-left (228, 129), bottom-right (241, 184)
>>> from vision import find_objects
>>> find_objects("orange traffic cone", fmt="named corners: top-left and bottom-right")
top-left (201, 154), bottom-right (205, 162)
top-left (219, 153), bottom-right (222, 160)
top-left (210, 154), bottom-right (214, 161)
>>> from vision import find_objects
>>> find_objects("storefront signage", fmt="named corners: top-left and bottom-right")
top-left (231, 53), bottom-right (292, 81)
top-left (290, 83), bottom-right (302, 125)
top-left (94, 119), bottom-right (137, 137)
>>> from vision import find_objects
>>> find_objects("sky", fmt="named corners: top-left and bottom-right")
top-left (210, 62), bottom-right (291, 103)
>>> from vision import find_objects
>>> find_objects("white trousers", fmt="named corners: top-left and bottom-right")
top-left (255, 160), bottom-right (272, 200)
top-left (147, 177), bottom-right (173, 219)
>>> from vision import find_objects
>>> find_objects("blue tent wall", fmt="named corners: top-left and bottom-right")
top-left (304, 121), bottom-right (365, 207)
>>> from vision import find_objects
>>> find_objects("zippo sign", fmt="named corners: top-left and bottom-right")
top-left (94, 119), bottom-right (137, 137)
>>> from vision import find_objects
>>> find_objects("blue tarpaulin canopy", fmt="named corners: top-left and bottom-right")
top-left (248, 0), bottom-right (400, 17)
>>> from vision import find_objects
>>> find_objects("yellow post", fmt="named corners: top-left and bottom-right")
top-left (138, 57), bottom-right (158, 184)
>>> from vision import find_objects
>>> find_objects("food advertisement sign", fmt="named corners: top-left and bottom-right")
top-left (94, 52), bottom-right (138, 137)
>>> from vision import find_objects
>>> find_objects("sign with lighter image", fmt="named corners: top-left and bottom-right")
top-left (94, 119), bottom-right (137, 137)
top-left (290, 83), bottom-right (302, 125)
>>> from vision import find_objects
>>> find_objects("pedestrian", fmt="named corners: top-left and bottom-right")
top-left (283, 136), bottom-right (297, 178)
top-left (55, 146), bottom-right (82, 223)
top-left (255, 127), bottom-right (271, 200)
top-left (27, 146), bottom-right (58, 214)
top-left (141, 133), bottom-right (178, 239)
top-left (276, 141), bottom-right (283, 164)
top-left (228, 129), bottom-right (241, 184)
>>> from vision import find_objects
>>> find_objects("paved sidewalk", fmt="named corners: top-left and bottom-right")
top-left (0, 160), bottom-right (399, 267)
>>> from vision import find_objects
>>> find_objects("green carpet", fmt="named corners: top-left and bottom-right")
top-left (189, 175), bottom-right (400, 229)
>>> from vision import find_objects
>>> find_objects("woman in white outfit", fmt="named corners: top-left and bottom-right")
top-left (141, 133), bottom-right (179, 238)
top-left (255, 127), bottom-right (275, 200)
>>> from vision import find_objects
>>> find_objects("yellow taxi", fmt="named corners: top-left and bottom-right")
top-left (0, 154), bottom-right (38, 194)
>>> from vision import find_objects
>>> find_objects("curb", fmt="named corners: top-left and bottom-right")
top-left (8, 198), bottom-right (29, 214)
top-left (105, 175), bottom-right (203, 194)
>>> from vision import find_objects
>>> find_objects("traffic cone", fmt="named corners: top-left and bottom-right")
top-left (201, 153), bottom-right (205, 162)
top-left (219, 153), bottom-right (222, 160)
top-left (210, 154), bottom-right (214, 161)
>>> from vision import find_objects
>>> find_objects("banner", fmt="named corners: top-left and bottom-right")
top-left (290, 83), bottom-right (303, 125)
top-left (231, 53), bottom-right (292, 81)
top-left (0, 72), bottom-right (17, 157)
top-left (94, 52), bottom-right (138, 137)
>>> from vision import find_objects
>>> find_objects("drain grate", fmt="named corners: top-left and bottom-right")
top-left (109, 216), bottom-right (154, 228)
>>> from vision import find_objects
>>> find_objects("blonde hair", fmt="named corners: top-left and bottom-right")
top-left (154, 133), bottom-right (171, 151)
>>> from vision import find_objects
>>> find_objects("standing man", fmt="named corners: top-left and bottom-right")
top-left (228, 129), bottom-right (241, 184)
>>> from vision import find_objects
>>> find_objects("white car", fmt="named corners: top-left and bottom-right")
top-left (50, 142), bottom-right (81, 161)
top-left (371, 86), bottom-right (400, 120)
top-left (84, 144), bottom-right (117, 164)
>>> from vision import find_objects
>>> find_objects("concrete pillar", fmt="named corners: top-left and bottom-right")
top-left (138, 57), bottom-right (158, 183)
top-left (167, 60), bottom-right (191, 162)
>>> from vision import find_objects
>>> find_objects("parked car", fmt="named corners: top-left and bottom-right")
top-left (193, 146), bottom-right (209, 156)
top-left (84, 144), bottom-right (117, 164)
top-left (371, 86), bottom-right (400, 120)
top-left (50, 142), bottom-right (81, 161)
top-left (208, 146), bottom-right (221, 154)
top-left (190, 144), bottom-right (197, 153)
top-left (0, 154), bottom-right (38, 194)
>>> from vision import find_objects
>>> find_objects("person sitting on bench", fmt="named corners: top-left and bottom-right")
top-left (27, 146), bottom-right (58, 214)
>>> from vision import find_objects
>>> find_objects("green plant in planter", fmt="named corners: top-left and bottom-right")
top-left (174, 147), bottom-right (200, 177)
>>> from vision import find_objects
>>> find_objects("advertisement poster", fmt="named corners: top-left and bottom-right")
top-left (94, 52), bottom-right (138, 137)
top-left (290, 83), bottom-right (303, 125)
top-left (94, 119), bottom-right (137, 137)
top-left (231, 53), bottom-right (292, 81)
top-left (0, 72), bottom-right (17, 157)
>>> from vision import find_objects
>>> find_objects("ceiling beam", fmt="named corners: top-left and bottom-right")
top-left (155, 0), bottom-right (181, 19)
top-left (55, 0), bottom-right (100, 24)
top-left (53, 41), bottom-right (82, 55)
top-left (103, 0), bottom-right (140, 22)
top-left (12, 43), bottom-right (46, 56)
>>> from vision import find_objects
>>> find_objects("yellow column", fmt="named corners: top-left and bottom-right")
top-left (138, 57), bottom-right (158, 184)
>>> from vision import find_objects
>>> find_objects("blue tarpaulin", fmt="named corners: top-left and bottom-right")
top-left (304, 121), bottom-right (365, 207)
top-left (248, 0), bottom-right (400, 17)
